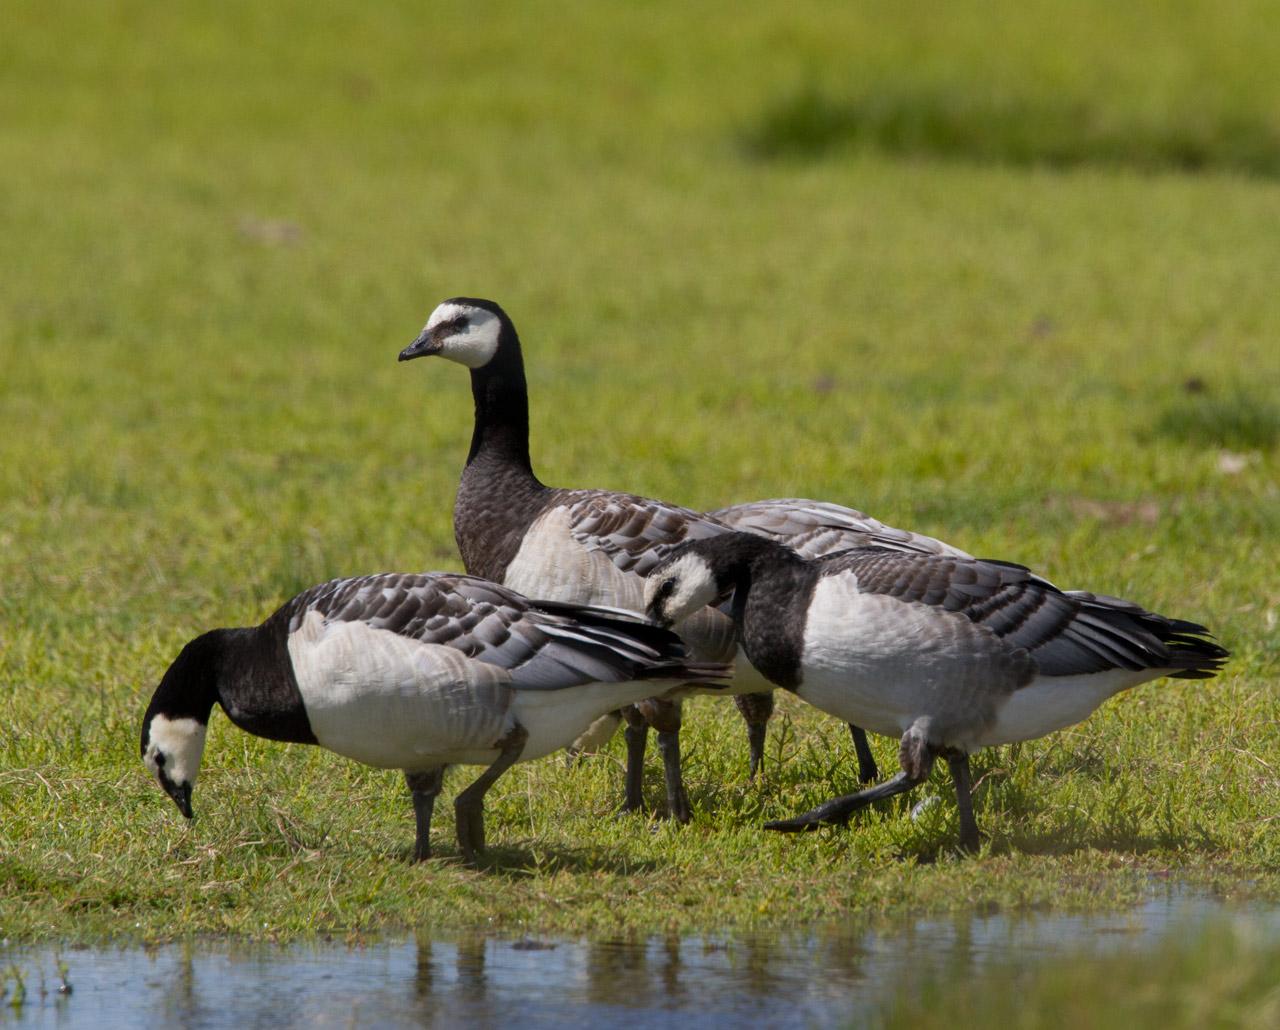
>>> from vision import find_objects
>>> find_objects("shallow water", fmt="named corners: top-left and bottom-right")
top-left (4, 890), bottom-right (1278, 1029)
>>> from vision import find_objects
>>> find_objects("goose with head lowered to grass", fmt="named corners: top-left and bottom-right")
top-left (567, 496), bottom-right (975, 789)
top-left (644, 532), bottom-right (1227, 851)
top-left (140, 571), bottom-right (727, 866)
top-left (708, 498), bottom-right (974, 783)
top-left (397, 298), bottom-right (958, 816)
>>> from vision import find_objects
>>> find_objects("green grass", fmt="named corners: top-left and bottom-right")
top-left (736, 2), bottom-right (1280, 174)
top-left (739, 86), bottom-right (1280, 174)
top-left (2, 0), bottom-right (1279, 943)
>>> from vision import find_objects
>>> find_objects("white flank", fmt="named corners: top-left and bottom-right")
top-left (145, 714), bottom-right (208, 787)
top-left (510, 679), bottom-right (694, 761)
top-left (287, 610), bottom-right (515, 768)
top-left (798, 572), bottom-right (1019, 739)
top-left (424, 302), bottom-right (501, 368)
top-left (504, 506), bottom-right (737, 670)
top-left (287, 609), bottom-right (699, 768)
top-left (504, 507), bottom-right (638, 607)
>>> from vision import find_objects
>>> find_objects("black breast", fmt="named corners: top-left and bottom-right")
top-left (737, 559), bottom-right (820, 691)
top-left (216, 624), bottom-right (317, 745)
top-left (454, 457), bottom-right (555, 582)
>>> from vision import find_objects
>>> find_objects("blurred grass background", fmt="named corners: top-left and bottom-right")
top-left (1, 0), bottom-right (1278, 941)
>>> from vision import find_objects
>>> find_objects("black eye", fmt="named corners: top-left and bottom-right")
top-left (656, 579), bottom-right (676, 600)
top-left (154, 752), bottom-right (166, 767)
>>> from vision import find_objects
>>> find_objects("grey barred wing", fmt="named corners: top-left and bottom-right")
top-left (711, 498), bottom-right (971, 560)
top-left (276, 572), bottom-right (720, 691)
top-left (562, 490), bottom-right (730, 578)
top-left (825, 550), bottom-right (1224, 678)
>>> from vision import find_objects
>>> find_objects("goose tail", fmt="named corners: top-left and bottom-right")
top-left (1068, 592), bottom-right (1229, 680)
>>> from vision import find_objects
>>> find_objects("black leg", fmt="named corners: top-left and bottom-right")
top-left (764, 723), bottom-right (935, 834)
top-left (763, 770), bottom-right (924, 833)
top-left (454, 725), bottom-right (528, 867)
top-left (848, 724), bottom-right (879, 784)
top-left (636, 698), bottom-right (689, 823)
top-left (735, 692), bottom-right (775, 780)
top-left (656, 729), bottom-right (691, 824)
top-left (947, 753), bottom-right (980, 853)
top-left (620, 706), bottom-right (648, 814)
top-left (404, 767), bottom-right (446, 862)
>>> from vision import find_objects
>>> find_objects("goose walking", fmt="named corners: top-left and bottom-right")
top-left (398, 298), bottom-right (962, 818)
top-left (643, 533), bottom-right (1227, 851)
top-left (140, 572), bottom-right (727, 866)
top-left (710, 498), bottom-right (973, 783)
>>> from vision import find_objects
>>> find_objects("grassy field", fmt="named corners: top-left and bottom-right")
top-left (2, 1), bottom-right (1278, 942)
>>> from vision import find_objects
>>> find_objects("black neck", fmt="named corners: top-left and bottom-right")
top-left (700, 533), bottom-right (814, 691)
top-left (453, 325), bottom-right (554, 581)
top-left (465, 331), bottom-right (539, 482)
top-left (144, 624), bottom-right (317, 747)
top-left (218, 620), bottom-right (318, 744)
top-left (144, 630), bottom-right (226, 730)
top-left (701, 532), bottom-right (807, 588)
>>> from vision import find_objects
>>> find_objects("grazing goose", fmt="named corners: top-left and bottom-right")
top-left (140, 572), bottom-right (727, 866)
top-left (643, 533), bottom-right (1228, 851)
top-left (710, 498), bottom-right (973, 783)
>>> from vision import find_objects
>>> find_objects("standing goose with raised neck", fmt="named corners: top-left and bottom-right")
top-left (644, 532), bottom-right (1228, 851)
top-left (140, 572), bottom-right (727, 867)
top-left (400, 298), bottom-right (759, 822)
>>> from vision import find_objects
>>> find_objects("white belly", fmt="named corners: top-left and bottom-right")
top-left (965, 669), bottom-right (1164, 749)
top-left (510, 679), bottom-right (690, 760)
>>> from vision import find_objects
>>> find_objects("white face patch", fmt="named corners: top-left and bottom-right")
top-left (645, 553), bottom-right (720, 625)
top-left (422, 302), bottom-right (502, 369)
top-left (144, 714), bottom-right (208, 788)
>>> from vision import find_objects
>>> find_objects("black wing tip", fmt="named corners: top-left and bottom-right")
top-left (1073, 593), bottom-right (1230, 678)
top-left (528, 599), bottom-right (685, 650)
top-left (636, 660), bottom-right (733, 685)
top-left (1158, 627), bottom-right (1230, 679)
top-left (1165, 639), bottom-right (1230, 679)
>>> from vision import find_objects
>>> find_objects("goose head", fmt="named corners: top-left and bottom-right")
top-left (399, 297), bottom-right (511, 369)
top-left (141, 711), bottom-right (206, 819)
top-left (644, 546), bottom-right (725, 627)
top-left (140, 634), bottom-right (220, 820)
top-left (646, 532), bottom-right (794, 626)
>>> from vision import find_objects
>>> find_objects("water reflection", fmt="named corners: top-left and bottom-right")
top-left (4, 891), bottom-right (1279, 1029)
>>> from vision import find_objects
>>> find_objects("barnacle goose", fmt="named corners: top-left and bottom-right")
top-left (710, 498), bottom-right (973, 783)
top-left (399, 297), bottom-right (763, 822)
top-left (140, 572), bottom-right (727, 866)
top-left (644, 532), bottom-right (1227, 851)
